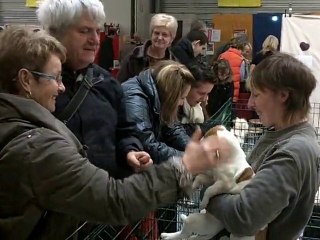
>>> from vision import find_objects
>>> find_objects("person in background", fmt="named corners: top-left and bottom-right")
top-left (205, 52), bottom-right (320, 240)
top-left (218, 37), bottom-right (247, 103)
top-left (188, 19), bottom-right (208, 67)
top-left (180, 65), bottom-right (215, 124)
top-left (190, 19), bottom-right (207, 32)
top-left (37, 0), bottom-right (150, 178)
top-left (242, 42), bottom-right (252, 61)
top-left (117, 13), bottom-right (177, 83)
top-left (0, 25), bottom-right (221, 240)
top-left (206, 59), bottom-right (234, 117)
top-left (250, 35), bottom-right (279, 73)
top-left (213, 34), bottom-right (248, 62)
top-left (171, 30), bottom-right (208, 67)
top-left (162, 65), bottom-right (215, 148)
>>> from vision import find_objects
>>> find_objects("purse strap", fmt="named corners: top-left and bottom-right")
top-left (59, 66), bottom-right (94, 124)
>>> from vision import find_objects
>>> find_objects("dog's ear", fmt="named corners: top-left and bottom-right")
top-left (236, 167), bottom-right (254, 183)
top-left (204, 125), bottom-right (225, 138)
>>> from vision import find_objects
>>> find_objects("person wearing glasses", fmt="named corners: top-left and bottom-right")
top-left (36, 0), bottom-right (151, 178)
top-left (0, 26), bottom-right (221, 240)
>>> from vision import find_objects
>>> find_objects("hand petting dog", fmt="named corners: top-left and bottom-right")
top-left (182, 127), bottom-right (222, 175)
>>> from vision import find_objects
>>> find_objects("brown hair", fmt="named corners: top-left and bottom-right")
top-left (0, 26), bottom-right (66, 94)
top-left (250, 52), bottom-right (316, 123)
top-left (212, 59), bottom-right (233, 85)
top-left (151, 60), bottom-right (195, 124)
top-left (187, 65), bottom-right (215, 88)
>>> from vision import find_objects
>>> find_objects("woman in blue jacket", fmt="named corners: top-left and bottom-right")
top-left (122, 60), bottom-right (194, 164)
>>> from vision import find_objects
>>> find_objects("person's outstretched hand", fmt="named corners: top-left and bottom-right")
top-left (182, 127), bottom-right (219, 174)
top-left (127, 151), bottom-right (153, 172)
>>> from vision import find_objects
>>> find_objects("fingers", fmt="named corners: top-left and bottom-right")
top-left (139, 158), bottom-right (153, 171)
top-left (134, 151), bottom-right (151, 160)
top-left (138, 154), bottom-right (151, 164)
top-left (127, 156), bottom-right (140, 168)
top-left (127, 151), bottom-right (153, 173)
top-left (183, 133), bottom-right (220, 174)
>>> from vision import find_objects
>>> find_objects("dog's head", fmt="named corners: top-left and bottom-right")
top-left (204, 125), bottom-right (253, 183)
top-left (203, 125), bottom-right (245, 163)
top-left (204, 125), bottom-right (241, 149)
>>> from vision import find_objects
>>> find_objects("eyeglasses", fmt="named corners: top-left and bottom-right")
top-left (30, 70), bottom-right (63, 84)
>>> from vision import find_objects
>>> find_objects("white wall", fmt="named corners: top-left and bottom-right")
top-left (101, 0), bottom-right (131, 36)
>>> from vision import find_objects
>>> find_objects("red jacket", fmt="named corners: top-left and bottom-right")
top-left (219, 48), bottom-right (243, 102)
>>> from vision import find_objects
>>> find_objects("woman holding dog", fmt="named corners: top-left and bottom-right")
top-left (0, 26), bottom-right (221, 240)
top-left (205, 52), bottom-right (320, 240)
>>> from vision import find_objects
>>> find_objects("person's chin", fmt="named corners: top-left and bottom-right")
top-left (154, 44), bottom-right (167, 49)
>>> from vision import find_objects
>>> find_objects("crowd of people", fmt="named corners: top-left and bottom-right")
top-left (0, 0), bottom-right (319, 239)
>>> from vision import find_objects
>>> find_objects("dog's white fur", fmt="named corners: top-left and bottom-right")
top-left (230, 117), bottom-right (249, 147)
top-left (161, 125), bottom-right (255, 240)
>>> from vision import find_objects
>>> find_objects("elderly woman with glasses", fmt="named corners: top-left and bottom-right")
top-left (0, 26), bottom-right (221, 240)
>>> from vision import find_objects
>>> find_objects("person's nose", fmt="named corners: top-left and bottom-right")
top-left (58, 81), bottom-right (66, 93)
top-left (89, 31), bottom-right (100, 46)
top-left (247, 93), bottom-right (254, 110)
top-left (199, 95), bottom-right (208, 102)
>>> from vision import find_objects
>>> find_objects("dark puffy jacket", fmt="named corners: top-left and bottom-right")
top-left (171, 37), bottom-right (199, 67)
top-left (207, 82), bottom-right (234, 117)
top-left (122, 70), bottom-right (189, 163)
top-left (54, 64), bottom-right (143, 178)
top-left (117, 40), bottom-right (174, 83)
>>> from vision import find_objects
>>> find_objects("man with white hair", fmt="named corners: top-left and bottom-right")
top-left (37, 0), bottom-right (152, 178)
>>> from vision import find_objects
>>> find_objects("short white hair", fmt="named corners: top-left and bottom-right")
top-left (37, 0), bottom-right (105, 36)
top-left (149, 13), bottom-right (178, 39)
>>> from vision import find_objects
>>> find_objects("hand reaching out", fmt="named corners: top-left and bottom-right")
top-left (127, 151), bottom-right (153, 173)
top-left (182, 127), bottom-right (219, 174)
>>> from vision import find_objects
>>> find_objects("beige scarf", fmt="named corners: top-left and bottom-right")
top-left (181, 100), bottom-right (204, 124)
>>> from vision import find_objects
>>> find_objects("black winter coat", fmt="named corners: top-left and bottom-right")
top-left (122, 70), bottom-right (189, 164)
top-left (171, 37), bottom-right (199, 67)
top-left (117, 40), bottom-right (174, 83)
top-left (54, 64), bottom-right (143, 178)
top-left (207, 82), bottom-right (234, 117)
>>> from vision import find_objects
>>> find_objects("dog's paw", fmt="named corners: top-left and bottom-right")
top-left (200, 209), bottom-right (206, 214)
top-left (160, 232), bottom-right (182, 240)
top-left (160, 233), bottom-right (169, 239)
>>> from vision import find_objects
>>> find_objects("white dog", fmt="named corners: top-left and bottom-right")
top-left (161, 125), bottom-right (256, 240)
top-left (230, 117), bottom-right (249, 147)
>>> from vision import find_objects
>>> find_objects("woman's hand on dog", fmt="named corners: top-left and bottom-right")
top-left (182, 127), bottom-right (219, 174)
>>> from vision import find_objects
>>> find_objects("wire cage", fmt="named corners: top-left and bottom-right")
top-left (71, 100), bottom-right (320, 240)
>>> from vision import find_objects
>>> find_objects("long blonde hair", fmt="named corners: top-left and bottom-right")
top-left (152, 60), bottom-right (195, 124)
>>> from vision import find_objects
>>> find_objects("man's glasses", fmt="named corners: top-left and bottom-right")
top-left (30, 70), bottom-right (63, 84)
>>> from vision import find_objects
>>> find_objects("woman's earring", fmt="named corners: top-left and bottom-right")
top-left (26, 91), bottom-right (32, 99)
